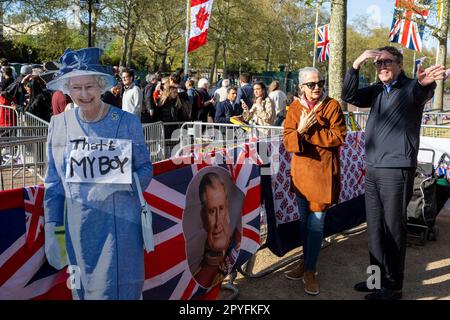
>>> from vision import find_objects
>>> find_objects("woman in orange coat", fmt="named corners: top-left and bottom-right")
top-left (283, 67), bottom-right (347, 296)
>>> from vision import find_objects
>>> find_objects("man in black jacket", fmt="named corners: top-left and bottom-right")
top-left (214, 87), bottom-right (242, 123)
top-left (342, 46), bottom-right (446, 300)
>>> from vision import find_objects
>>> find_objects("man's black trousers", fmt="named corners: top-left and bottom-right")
top-left (365, 166), bottom-right (415, 291)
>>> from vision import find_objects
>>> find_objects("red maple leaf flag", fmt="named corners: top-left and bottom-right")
top-left (188, 0), bottom-right (214, 52)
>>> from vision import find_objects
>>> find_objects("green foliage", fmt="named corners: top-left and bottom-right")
top-left (1, 0), bottom-right (447, 78)
top-left (35, 21), bottom-right (86, 61)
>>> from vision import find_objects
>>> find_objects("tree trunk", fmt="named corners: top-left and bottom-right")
top-left (209, 42), bottom-right (220, 83)
top-left (284, 40), bottom-right (292, 92)
top-left (329, 0), bottom-right (347, 110)
top-left (152, 55), bottom-right (158, 72)
top-left (120, 31), bottom-right (129, 67)
top-left (222, 42), bottom-right (227, 79)
top-left (0, 3), bottom-right (4, 39)
top-left (126, 25), bottom-right (137, 68)
top-left (120, 3), bottom-right (133, 67)
top-left (92, 9), bottom-right (99, 47)
top-left (158, 49), bottom-right (169, 72)
top-left (265, 43), bottom-right (271, 72)
top-left (432, 0), bottom-right (448, 112)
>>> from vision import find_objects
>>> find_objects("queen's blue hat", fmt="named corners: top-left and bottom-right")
top-left (46, 47), bottom-right (115, 93)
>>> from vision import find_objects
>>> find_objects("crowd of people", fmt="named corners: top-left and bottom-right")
top-left (1, 45), bottom-right (447, 301)
top-left (1, 54), bottom-right (294, 131)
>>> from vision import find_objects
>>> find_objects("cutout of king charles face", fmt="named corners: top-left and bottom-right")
top-left (183, 167), bottom-right (243, 288)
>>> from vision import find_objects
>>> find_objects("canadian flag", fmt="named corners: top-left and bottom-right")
top-left (188, 0), bottom-right (214, 52)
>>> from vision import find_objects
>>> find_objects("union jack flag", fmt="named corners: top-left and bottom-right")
top-left (317, 24), bottom-right (330, 63)
top-left (142, 143), bottom-right (261, 300)
top-left (0, 186), bottom-right (70, 300)
top-left (389, 0), bottom-right (430, 52)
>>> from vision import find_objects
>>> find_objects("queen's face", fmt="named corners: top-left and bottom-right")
top-left (68, 75), bottom-right (102, 110)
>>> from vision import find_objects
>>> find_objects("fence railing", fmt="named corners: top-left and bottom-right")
top-left (1, 108), bottom-right (449, 190)
top-left (0, 104), bottom-right (20, 128)
top-left (0, 137), bottom-right (47, 191)
top-left (142, 121), bottom-right (165, 163)
top-left (343, 111), bottom-right (450, 137)
top-left (175, 122), bottom-right (283, 158)
top-left (422, 112), bottom-right (450, 125)
top-left (420, 124), bottom-right (450, 139)
top-left (1, 104), bottom-right (49, 138)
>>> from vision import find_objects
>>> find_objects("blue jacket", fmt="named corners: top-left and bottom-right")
top-left (214, 99), bottom-right (243, 123)
top-left (44, 107), bottom-right (152, 299)
top-left (237, 83), bottom-right (253, 108)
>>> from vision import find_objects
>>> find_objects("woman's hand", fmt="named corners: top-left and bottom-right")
top-left (297, 111), bottom-right (317, 135)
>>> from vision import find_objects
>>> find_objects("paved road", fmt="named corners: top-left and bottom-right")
top-left (224, 202), bottom-right (450, 300)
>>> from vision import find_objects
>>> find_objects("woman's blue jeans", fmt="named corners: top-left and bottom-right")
top-left (297, 195), bottom-right (326, 272)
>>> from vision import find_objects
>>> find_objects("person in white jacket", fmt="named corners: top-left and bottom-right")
top-left (121, 68), bottom-right (143, 119)
top-left (268, 80), bottom-right (287, 126)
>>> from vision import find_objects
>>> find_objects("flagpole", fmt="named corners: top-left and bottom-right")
top-left (184, 0), bottom-right (190, 77)
top-left (312, 2), bottom-right (319, 68)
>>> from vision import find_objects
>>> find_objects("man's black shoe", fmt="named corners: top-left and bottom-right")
top-left (354, 281), bottom-right (379, 293)
top-left (364, 288), bottom-right (402, 300)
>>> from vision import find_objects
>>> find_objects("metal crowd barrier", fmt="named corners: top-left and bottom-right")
top-left (0, 137), bottom-right (47, 190)
top-left (344, 111), bottom-right (450, 138)
top-left (0, 104), bottom-right (20, 129)
top-left (142, 121), bottom-right (165, 163)
top-left (420, 124), bottom-right (450, 139)
top-left (1, 104), bottom-right (49, 138)
top-left (22, 111), bottom-right (50, 127)
top-left (422, 112), bottom-right (450, 125)
top-left (163, 122), bottom-right (189, 159)
top-left (0, 126), bottom-right (49, 141)
top-left (175, 122), bottom-right (283, 158)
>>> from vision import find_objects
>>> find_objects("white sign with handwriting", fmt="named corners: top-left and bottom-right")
top-left (65, 136), bottom-right (132, 184)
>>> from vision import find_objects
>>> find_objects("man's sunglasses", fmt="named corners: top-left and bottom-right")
top-left (373, 59), bottom-right (396, 68)
top-left (302, 80), bottom-right (325, 90)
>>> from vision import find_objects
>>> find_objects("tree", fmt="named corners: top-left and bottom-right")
top-left (432, 0), bottom-right (448, 111)
top-left (137, 0), bottom-right (185, 72)
top-left (329, 0), bottom-right (347, 109)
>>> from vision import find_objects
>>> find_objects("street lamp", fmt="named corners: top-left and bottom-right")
top-left (80, 0), bottom-right (100, 47)
top-left (27, 48), bottom-right (33, 63)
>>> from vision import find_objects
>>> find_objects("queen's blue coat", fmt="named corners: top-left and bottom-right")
top-left (44, 107), bottom-right (152, 299)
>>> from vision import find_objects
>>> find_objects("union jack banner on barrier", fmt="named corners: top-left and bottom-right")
top-left (142, 142), bottom-right (261, 299)
top-left (270, 131), bottom-right (366, 226)
top-left (317, 24), bottom-right (330, 63)
top-left (389, 0), bottom-right (430, 52)
top-left (0, 186), bottom-right (70, 300)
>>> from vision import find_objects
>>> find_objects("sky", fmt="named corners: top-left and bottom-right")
top-left (324, 0), bottom-right (440, 51)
